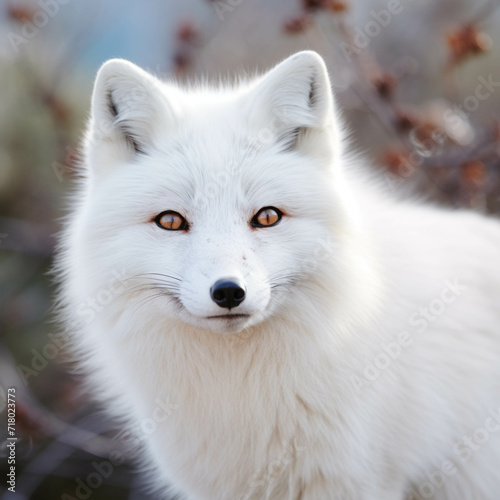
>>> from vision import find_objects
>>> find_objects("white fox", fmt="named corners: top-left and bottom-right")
top-left (56, 51), bottom-right (500, 499)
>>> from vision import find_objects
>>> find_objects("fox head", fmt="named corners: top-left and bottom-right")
top-left (65, 51), bottom-right (368, 335)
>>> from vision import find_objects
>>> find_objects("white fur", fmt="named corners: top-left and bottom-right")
top-left (56, 52), bottom-right (500, 499)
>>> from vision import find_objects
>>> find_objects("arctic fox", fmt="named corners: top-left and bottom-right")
top-left (57, 51), bottom-right (500, 499)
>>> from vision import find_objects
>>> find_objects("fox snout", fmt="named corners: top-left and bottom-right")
top-left (210, 278), bottom-right (246, 309)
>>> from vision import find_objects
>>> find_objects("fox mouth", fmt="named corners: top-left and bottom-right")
top-left (206, 313), bottom-right (251, 320)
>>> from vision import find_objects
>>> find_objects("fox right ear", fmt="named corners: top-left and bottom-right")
top-left (87, 59), bottom-right (176, 170)
top-left (248, 51), bottom-right (339, 153)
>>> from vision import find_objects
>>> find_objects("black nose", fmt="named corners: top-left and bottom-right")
top-left (210, 278), bottom-right (246, 309)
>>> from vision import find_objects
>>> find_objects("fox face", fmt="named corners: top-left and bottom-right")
top-left (74, 52), bottom-right (349, 334)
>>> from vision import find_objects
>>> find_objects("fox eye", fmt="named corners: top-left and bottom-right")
top-left (155, 211), bottom-right (189, 231)
top-left (251, 207), bottom-right (283, 228)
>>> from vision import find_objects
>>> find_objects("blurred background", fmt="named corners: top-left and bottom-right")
top-left (1, 0), bottom-right (500, 498)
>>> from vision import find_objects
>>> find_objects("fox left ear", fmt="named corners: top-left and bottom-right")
top-left (248, 51), bottom-right (338, 151)
top-left (86, 59), bottom-right (177, 174)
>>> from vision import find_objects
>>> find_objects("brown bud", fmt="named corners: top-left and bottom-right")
top-left (42, 92), bottom-right (69, 123)
top-left (373, 74), bottom-right (397, 100)
top-left (284, 14), bottom-right (312, 34)
top-left (324, 0), bottom-right (349, 12)
top-left (6, 6), bottom-right (35, 22)
top-left (381, 149), bottom-right (412, 177)
top-left (177, 22), bottom-right (198, 43)
top-left (394, 109), bottom-right (420, 133)
top-left (414, 122), bottom-right (440, 145)
top-left (447, 24), bottom-right (491, 65)
top-left (302, 0), bottom-right (325, 11)
top-left (173, 52), bottom-right (191, 74)
top-left (460, 160), bottom-right (487, 190)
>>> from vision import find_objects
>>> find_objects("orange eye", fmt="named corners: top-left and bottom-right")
top-left (251, 207), bottom-right (283, 228)
top-left (155, 211), bottom-right (188, 231)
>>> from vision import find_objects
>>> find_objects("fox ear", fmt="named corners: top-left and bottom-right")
top-left (249, 51), bottom-right (337, 151)
top-left (87, 59), bottom-right (175, 169)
